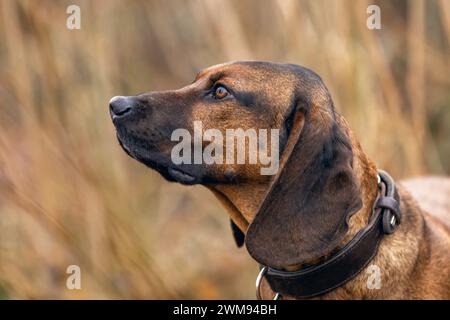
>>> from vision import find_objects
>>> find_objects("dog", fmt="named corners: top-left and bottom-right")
top-left (109, 61), bottom-right (450, 299)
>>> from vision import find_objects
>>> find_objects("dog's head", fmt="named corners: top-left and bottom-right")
top-left (110, 61), bottom-right (298, 185)
top-left (110, 61), bottom-right (362, 268)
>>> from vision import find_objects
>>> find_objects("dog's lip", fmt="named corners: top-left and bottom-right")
top-left (117, 134), bottom-right (133, 156)
top-left (141, 156), bottom-right (197, 184)
top-left (110, 110), bottom-right (130, 123)
top-left (116, 135), bottom-right (197, 184)
top-left (167, 168), bottom-right (196, 183)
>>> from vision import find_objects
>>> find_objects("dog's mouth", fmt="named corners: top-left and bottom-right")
top-left (117, 134), bottom-right (198, 185)
top-left (167, 168), bottom-right (196, 184)
top-left (141, 157), bottom-right (197, 185)
top-left (117, 135), bottom-right (133, 156)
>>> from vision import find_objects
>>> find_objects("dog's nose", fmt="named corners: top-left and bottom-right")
top-left (109, 96), bottom-right (133, 118)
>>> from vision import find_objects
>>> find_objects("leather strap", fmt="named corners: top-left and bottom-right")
top-left (260, 170), bottom-right (401, 299)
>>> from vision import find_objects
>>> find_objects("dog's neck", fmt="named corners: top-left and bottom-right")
top-left (339, 125), bottom-right (379, 246)
top-left (209, 183), bottom-right (267, 229)
top-left (208, 122), bottom-right (428, 299)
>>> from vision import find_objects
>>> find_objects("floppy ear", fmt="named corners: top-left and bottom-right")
top-left (245, 95), bottom-right (362, 269)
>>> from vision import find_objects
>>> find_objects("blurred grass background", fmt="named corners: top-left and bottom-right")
top-left (0, 0), bottom-right (449, 299)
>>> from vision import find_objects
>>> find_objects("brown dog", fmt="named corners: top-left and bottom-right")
top-left (109, 61), bottom-right (450, 299)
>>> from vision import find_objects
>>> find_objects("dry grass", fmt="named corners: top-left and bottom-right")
top-left (0, 0), bottom-right (449, 299)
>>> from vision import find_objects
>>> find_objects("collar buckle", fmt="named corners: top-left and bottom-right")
top-left (256, 267), bottom-right (282, 300)
top-left (375, 195), bottom-right (401, 234)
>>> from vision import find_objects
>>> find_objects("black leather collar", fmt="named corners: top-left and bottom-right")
top-left (255, 170), bottom-right (401, 299)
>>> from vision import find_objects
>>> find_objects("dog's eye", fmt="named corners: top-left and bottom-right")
top-left (213, 86), bottom-right (229, 99)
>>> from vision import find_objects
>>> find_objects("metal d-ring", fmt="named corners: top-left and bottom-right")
top-left (256, 267), bottom-right (282, 300)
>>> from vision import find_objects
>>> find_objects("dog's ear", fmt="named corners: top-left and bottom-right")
top-left (245, 92), bottom-right (362, 269)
